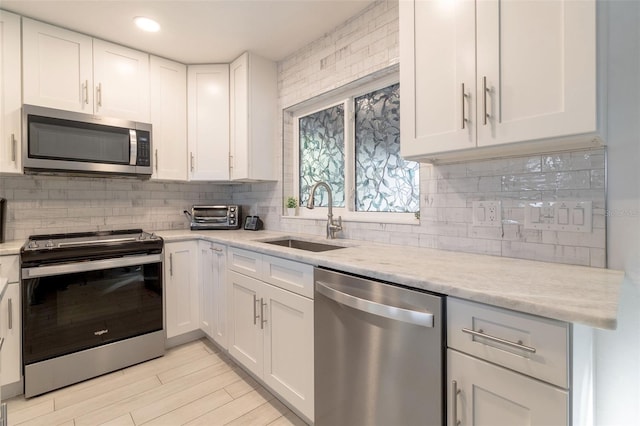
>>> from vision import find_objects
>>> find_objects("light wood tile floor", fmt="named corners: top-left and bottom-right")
top-left (6, 339), bottom-right (307, 426)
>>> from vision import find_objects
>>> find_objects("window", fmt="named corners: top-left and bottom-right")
top-left (293, 80), bottom-right (419, 221)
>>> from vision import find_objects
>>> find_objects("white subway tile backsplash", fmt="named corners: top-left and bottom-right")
top-left (1, 175), bottom-right (232, 240)
top-left (234, 0), bottom-right (608, 267)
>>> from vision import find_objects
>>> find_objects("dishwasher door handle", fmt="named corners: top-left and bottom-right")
top-left (316, 281), bottom-right (434, 328)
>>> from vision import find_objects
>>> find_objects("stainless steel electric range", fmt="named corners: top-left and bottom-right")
top-left (20, 229), bottom-right (165, 397)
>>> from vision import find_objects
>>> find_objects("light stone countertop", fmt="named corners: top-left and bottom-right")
top-left (157, 229), bottom-right (624, 330)
top-left (0, 229), bottom-right (625, 330)
top-left (0, 240), bottom-right (25, 256)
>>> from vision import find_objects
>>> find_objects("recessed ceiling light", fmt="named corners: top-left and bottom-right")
top-left (134, 16), bottom-right (160, 33)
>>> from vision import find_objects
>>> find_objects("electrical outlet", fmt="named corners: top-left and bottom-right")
top-left (524, 201), bottom-right (592, 232)
top-left (472, 201), bottom-right (502, 227)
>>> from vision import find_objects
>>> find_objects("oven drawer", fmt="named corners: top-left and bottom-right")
top-left (447, 297), bottom-right (569, 388)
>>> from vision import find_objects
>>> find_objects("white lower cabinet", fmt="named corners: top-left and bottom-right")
top-left (447, 297), bottom-right (575, 426)
top-left (227, 248), bottom-right (314, 421)
top-left (448, 350), bottom-right (568, 426)
top-left (164, 241), bottom-right (199, 338)
top-left (199, 241), bottom-right (227, 348)
top-left (0, 255), bottom-right (20, 388)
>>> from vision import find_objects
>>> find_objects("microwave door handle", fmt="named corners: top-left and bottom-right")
top-left (129, 130), bottom-right (137, 166)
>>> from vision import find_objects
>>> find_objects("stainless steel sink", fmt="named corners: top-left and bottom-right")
top-left (262, 238), bottom-right (346, 252)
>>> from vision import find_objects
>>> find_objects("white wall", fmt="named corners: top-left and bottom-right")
top-left (596, 1), bottom-right (640, 424)
top-left (233, 0), bottom-right (607, 267)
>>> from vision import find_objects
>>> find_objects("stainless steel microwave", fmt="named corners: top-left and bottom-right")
top-left (22, 105), bottom-right (152, 177)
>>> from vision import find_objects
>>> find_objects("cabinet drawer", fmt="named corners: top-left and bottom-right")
top-left (228, 247), bottom-right (262, 279)
top-left (262, 255), bottom-right (314, 299)
top-left (448, 349), bottom-right (568, 426)
top-left (0, 255), bottom-right (19, 283)
top-left (447, 297), bottom-right (569, 388)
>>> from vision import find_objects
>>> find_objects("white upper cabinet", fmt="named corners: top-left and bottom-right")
top-left (187, 64), bottom-right (230, 181)
top-left (22, 18), bottom-right (150, 122)
top-left (229, 52), bottom-right (277, 181)
top-left (400, 0), bottom-right (599, 162)
top-left (22, 18), bottom-right (93, 114)
top-left (150, 56), bottom-right (188, 181)
top-left (0, 10), bottom-right (22, 174)
top-left (92, 39), bottom-right (150, 122)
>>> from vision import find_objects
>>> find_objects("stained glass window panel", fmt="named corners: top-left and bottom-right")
top-left (299, 104), bottom-right (345, 207)
top-left (355, 84), bottom-right (419, 212)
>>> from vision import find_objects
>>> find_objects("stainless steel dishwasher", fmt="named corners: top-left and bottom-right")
top-left (315, 268), bottom-right (444, 426)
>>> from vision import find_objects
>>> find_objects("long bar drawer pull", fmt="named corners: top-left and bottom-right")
top-left (462, 328), bottom-right (536, 353)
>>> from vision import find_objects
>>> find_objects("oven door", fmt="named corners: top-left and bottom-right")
top-left (21, 254), bottom-right (163, 366)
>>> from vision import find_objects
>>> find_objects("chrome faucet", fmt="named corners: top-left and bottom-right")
top-left (306, 181), bottom-right (343, 239)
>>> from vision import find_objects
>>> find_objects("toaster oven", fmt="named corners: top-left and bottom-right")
top-left (187, 205), bottom-right (241, 230)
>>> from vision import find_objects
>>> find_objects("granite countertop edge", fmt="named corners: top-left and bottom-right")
top-left (0, 229), bottom-right (624, 330)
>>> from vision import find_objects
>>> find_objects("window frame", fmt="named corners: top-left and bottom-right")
top-left (290, 75), bottom-right (419, 225)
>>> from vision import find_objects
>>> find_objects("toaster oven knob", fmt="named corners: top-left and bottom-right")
top-left (230, 207), bottom-right (236, 212)
top-left (46, 240), bottom-right (55, 248)
top-left (28, 241), bottom-right (39, 249)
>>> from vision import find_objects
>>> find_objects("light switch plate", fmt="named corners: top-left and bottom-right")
top-left (472, 201), bottom-right (502, 227)
top-left (524, 201), bottom-right (592, 232)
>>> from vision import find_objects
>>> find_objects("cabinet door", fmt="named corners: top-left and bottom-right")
top-left (227, 270), bottom-right (263, 378)
top-left (476, 0), bottom-right (596, 146)
top-left (229, 52), bottom-right (276, 181)
top-left (199, 242), bottom-right (215, 338)
top-left (399, 0), bottom-right (476, 158)
top-left (165, 241), bottom-right (199, 338)
top-left (22, 18), bottom-right (93, 113)
top-left (0, 283), bottom-right (21, 386)
top-left (263, 283), bottom-right (314, 421)
top-left (0, 11), bottom-right (22, 174)
top-left (199, 242), bottom-right (228, 349)
top-left (150, 56), bottom-right (188, 181)
top-left (93, 39), bottom-right (150, 122)
top-left (187, 64), bottom-right (230, 181)
top-left (448, 350), bottom-right (568, 426)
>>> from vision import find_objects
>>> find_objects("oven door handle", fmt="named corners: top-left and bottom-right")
top-left (22, 254), bottom-right (162, 278)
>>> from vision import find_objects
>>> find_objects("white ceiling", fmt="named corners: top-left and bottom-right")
top-left (1, 0), bottom-right (375, 64)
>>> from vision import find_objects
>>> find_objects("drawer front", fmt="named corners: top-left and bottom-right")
top-left (0, 256), bottom-right (19, 283)
top-left (227, 247), bottom-right (262, 279)
top-left (447, 297), bottom-right (569, 388)
top-left (262, 255), bottom-right (314, 299)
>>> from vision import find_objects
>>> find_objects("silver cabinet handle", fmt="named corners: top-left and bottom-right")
top-left (83, 80), bottom-right (89, 104)
top-left (155, 149), bottom-right (158, 172)
top-left (316, 281), bottom-right (434, 328)
top-left (0, 337), bottom-right (4, 352)
top-left (96, 82), bottom-right (103, 108)
top-left (190, 152), bottom-right (195, 172)
top-left (482, 76), bottom-right (489, 125)
top-left (461, 83), bottom-right (469, 129)
top-left (210, 247), bottom-right (224, 253)
top-left (169, 253), bottom-right (173, 276)
top-left (253, 295), bottom-right (259, 325)
top-left (452, 380), bottom-right (461, 426)
top-left (260, 298), bottom-right (267, 330)
top-left (0, 402), bottom-right (6, 426)
top-left (11, 133), bottom-right (16, 162)
top-left (8, 298), bottom-right (12, 330)
top-left (462, 328), bottom-right (536, 353)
